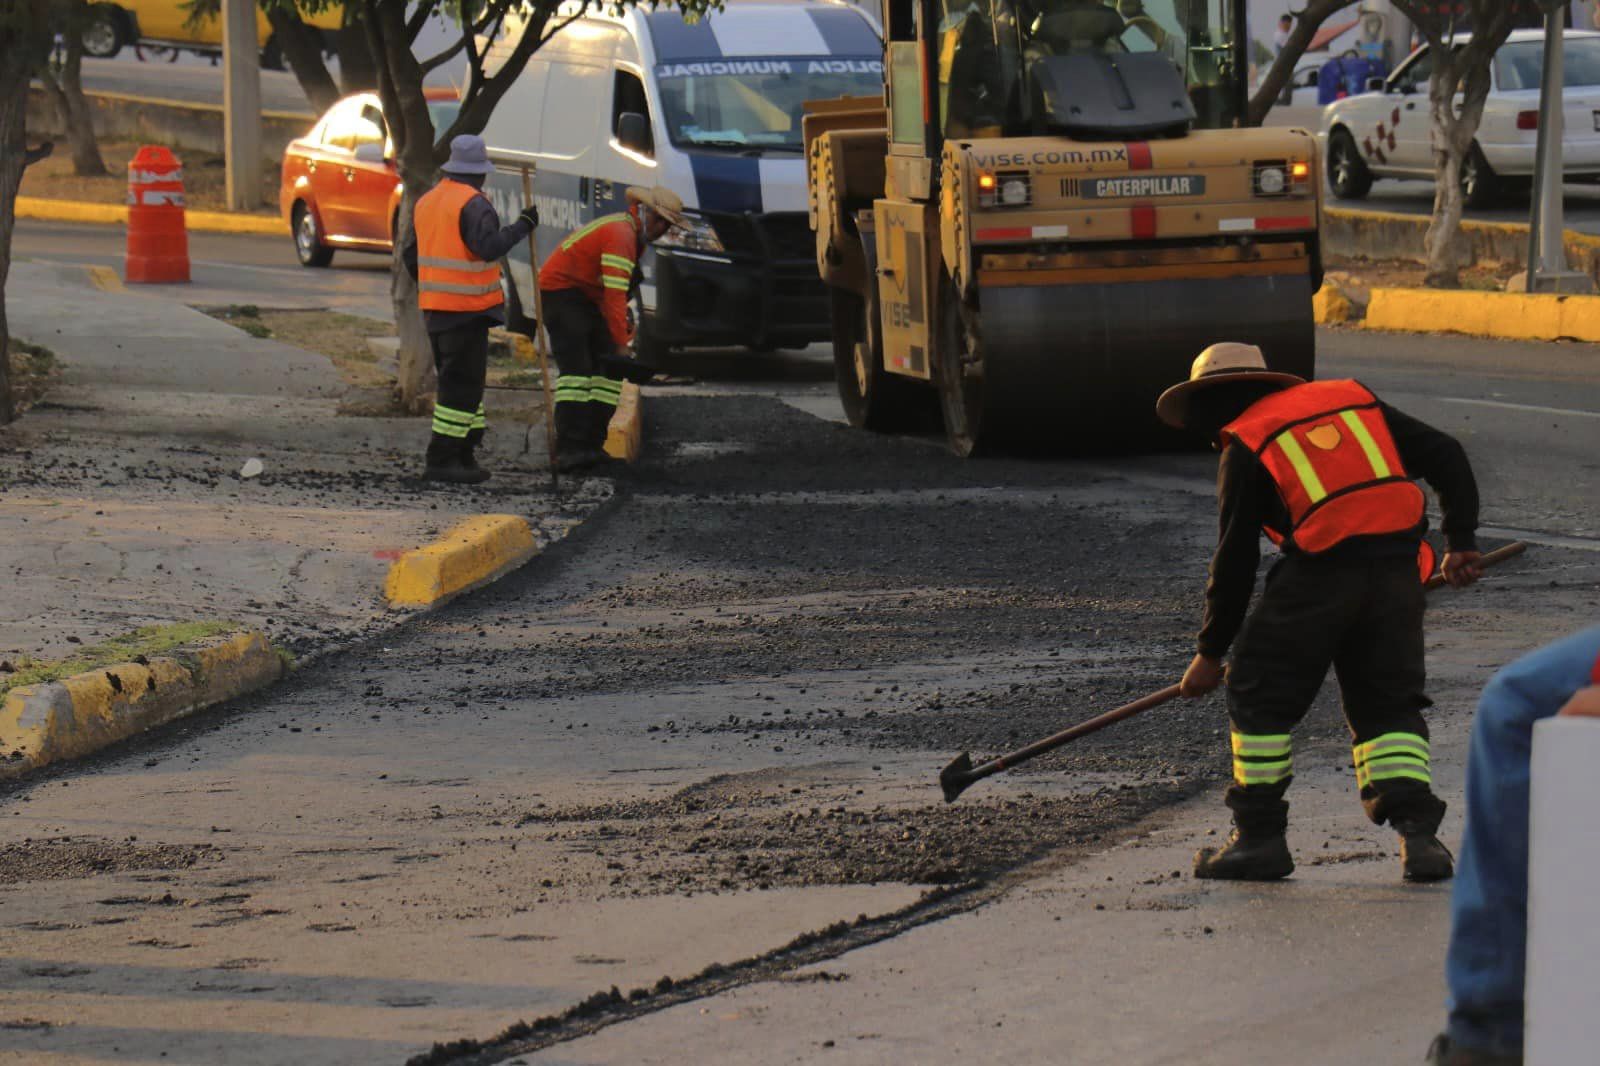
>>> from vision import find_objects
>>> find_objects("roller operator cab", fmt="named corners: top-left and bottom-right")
top-left (481, 0), bottom-right (884, 360)
top-left (806, 0), bottom-right (1323, 455)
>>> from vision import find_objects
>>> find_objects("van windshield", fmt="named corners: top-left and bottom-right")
top-left (654, 57), bottom-right (883, 150)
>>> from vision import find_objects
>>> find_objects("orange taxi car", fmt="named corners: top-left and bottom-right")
top-left (279, 87), bottom-right (461, 267)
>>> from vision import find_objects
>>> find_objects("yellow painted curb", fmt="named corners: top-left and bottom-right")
top-left (0, 631), bottom-right (282, 780)
top-left (384, 515), bottom-right (538, 608)
top-left (1365, 287), bottom-right (1600, 343)
top-left (604, 381), bottom-right (643, 463)
top-left (1313, 282), bottom-right (1353, 325)
top-left (17, 196), bottom-right (288, 236)
top-left (65, 86), bottom-right (312, 122)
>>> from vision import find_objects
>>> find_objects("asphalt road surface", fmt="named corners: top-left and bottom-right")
top-left (76, 55), bottom-right (315, 116)
top-left (2, 222), bottom-right (1595, 1063)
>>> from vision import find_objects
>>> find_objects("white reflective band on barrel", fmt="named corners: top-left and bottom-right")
top-left (129, 169), bottom-right (183, 185)
top-left (126, 190), bottom-right (186, 207)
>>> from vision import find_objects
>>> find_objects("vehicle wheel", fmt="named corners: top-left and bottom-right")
top-left (261, 36), bottom-right (285, 71)
top-left (1461, 144), bottom-right (1500, 210)
top-left (292, 202), bottom-right (334, 268)
top-left (1327, 128), bottom-right (1373, 201)
top-left (830, 284), bottom-right (931, 432)
top-left (80, 4), bottom-right (125, 58)
top-left (935, 274), bottom-right (990, 457)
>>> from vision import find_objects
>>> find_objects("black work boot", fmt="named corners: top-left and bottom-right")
top-left (423, 433), bottom-right (490, 485)
top-left (459, 434), bottom-right (490, 479)
top-left (1425, 1033), bottom-right (1522, 1065)
top-left (1194, 827), bottom-right (1294, 881)
top-left (554, 448), bottom-right (599, 474)
top-left (1400, 831), bottom-right (1455, 883)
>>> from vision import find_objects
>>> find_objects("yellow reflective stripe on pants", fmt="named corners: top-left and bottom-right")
top-left (1340, 409), bottom-right (1392, 478)
top-left (1353, 732), bottom-right (1431, 788)
top-left (432, 402), bottom-right (474, 438)
top-left (1273, 430), bottom-right (1328, 503)
top-left (1234, 757), bottom-right (1293, 786)
top-left (1357, 756), bottom-right (1431, 788)
top-left (1232, 732), bottom-right (1292, 756)
top-left (555, 376), bottom-right (593, 403)
top-left (1231, 731), bottom-right (1293, 787)
top-left (472, 403), bottom-right (486, 431)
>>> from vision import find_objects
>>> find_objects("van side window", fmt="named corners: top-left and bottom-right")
top-left (612, 69), bottom-right (655, 157)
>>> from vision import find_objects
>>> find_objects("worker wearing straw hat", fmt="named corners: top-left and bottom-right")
top-left (1157, 342), bottom-right (1483, 883)
top-left (537, 186), bottom-right (687, 471)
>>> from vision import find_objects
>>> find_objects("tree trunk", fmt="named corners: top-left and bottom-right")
top-left (1, 45), bottom-right (33, 426)
top-left (1246, 1), bottom-right (1358, 126)
top-left (390, 185), bottom-right (434, 412)
top-left (334, 25), bottom-right (378, 95)
top-left (366, 0), bottom-right (444, 412)
top-left (266, 7), bottom-right (340, 114)
top-left (40, 0), bottom-right (106, 177)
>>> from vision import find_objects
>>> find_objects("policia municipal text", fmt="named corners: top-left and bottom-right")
top-left (1156, 343), bottom-right (1484, 883)
top-left (402, 135), bottom-right (538, 484)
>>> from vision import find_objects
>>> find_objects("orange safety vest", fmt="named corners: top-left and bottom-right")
top-left (415, 179), bottom-right (503, 313)
top-left (1222, 379), bottom-right (1425, 557)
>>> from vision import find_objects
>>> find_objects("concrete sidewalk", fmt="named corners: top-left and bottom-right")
top-left (1, 262), bottom-right (604, 759)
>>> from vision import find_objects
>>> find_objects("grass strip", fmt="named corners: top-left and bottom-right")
top-left (1, 621), bottom-right (237, 699)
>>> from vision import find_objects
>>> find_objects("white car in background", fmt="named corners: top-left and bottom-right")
top-left (1321, 28), bottom-right (1600, 208)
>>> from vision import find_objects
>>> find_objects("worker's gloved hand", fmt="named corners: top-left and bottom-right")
top-left (1558, 686), bottom-right (1600, 719)
top-left (600, 345), bottom-right (658, 385)
top-left (1180, 653), bottom-right (1225, 698)
top-left (1441, 549), bottom-right (1483, 589)
top-left (518, 204), bottom-right (540, 229)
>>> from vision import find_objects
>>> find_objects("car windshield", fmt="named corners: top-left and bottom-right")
top-left (654, 57), bottom-right (884, 150)
top-left (427, 99), bottom-right (462, 132)
top-left (1495, 37), bottom-right (1600, 91)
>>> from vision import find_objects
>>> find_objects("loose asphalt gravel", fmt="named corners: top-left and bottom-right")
top-left (3, 377), bottom-right (1577, 1065)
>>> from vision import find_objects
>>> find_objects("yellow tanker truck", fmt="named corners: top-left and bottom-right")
top-left (805, 0), bottom-right (1321, 454)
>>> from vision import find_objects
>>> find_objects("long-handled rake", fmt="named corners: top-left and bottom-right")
top-left (939, 540), bottom-right (1528, 803)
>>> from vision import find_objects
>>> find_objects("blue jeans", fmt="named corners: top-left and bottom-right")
top-left (1446, 626), bottom-right (1600, 1055)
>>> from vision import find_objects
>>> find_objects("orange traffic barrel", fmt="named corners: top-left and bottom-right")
top-left (125, 145), bottom-right (190, 284)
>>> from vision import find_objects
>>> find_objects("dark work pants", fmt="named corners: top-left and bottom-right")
top-left (1224, 552), bottom-right (1447, 836)
top-left (429, 321), bottom-right (489, 452)
top-left (541, 288), bottom-right (623, 452)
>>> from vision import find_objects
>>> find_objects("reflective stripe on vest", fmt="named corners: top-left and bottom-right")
top-left (416, 179), bottom-right (503, 313)
top-left (1222, 379), bottom-right (1426, 555)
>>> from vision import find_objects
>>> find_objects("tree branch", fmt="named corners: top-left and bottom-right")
top-left (1246, 0), bottom-right (1357, 126)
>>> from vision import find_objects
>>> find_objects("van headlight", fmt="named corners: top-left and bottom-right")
top-left (656, 213), bottom-right (725, 254)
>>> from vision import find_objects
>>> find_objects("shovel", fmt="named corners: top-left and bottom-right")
top-left (939, 540), bottom-right (1528, 803)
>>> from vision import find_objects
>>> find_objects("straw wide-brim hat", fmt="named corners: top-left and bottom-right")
top-left (1155, 342), bottom-right (1306, 428)
top-left (626, 185), bottom-right (688, 229)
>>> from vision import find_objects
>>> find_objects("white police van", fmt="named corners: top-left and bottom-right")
top-left (481, 0), bottom-right (883, 358)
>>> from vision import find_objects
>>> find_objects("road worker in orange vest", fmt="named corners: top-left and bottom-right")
top-left (402, 135), bottom-right (538, 484)
top-left (537, 186), bottom-right (686, 472)
top-left (1156, 343), bottom-right (1484, 883)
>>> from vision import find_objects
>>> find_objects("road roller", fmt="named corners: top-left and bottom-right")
top-left (804, 0), bottom-right (1321, 454)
